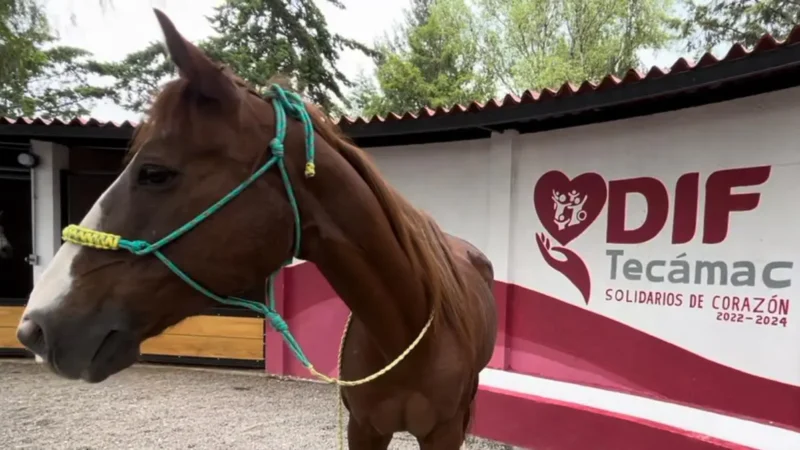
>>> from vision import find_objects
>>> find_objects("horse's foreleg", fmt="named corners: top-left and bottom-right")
top-left (416, 410), bottom-right (467, 450)
top-left (347, 415), bottom-right (392, 450)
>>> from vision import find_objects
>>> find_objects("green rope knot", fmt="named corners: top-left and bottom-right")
top-left (121, 239), bottom-right (150, 254)
top-left (271, 83), bottom-right (291, 105)
top-left (270, 138), bottom-right (284, 157)
top-left (267, 84), bottom-right (316, 178)
top-left (285, 103), bottom-right (303, 116)
top-left (267, 310), bottom-right (289, 333)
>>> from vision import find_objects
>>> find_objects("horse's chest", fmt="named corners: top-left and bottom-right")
top-left (340, 324), bottom-right (466, 437)
top-left (346, 389), bottom-right (439, 437)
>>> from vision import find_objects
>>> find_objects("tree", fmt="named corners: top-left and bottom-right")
top-left (94, 0), bottom-right (376, 115)
top-left (680, 0), bottom-right (800, 54)
top-left (348, 0), bottom-right (678, 117)
top-left (87, 42), bottom-right (174, 114)
top-left (348, 0), bottom-right (495, 118)
top-left (347, 71), bottom-right (390, 118)
top-left (0, 0), bottom-right (112, 118)
top-left (474, 0), bottom-right (679, 94)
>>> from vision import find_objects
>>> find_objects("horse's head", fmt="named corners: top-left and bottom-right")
top-left (0, 210), bottom-right (12, 259)
top-left (16, 10), bottom-right (315, 382)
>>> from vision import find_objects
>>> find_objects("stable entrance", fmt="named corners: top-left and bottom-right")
top-left (0, 147), bottom-right (34, 355)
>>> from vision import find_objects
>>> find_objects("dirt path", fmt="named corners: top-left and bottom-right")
top-left (0, 359), bottom-right (512, 450)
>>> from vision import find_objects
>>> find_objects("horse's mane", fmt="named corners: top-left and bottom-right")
top-left (266, 77), bottom-right (482, 360)
top-left (127, 71), bottom-right (482, 362)
top-left (300, 97), bottom-right (480, 362)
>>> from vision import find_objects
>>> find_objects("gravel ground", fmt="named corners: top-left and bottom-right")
top-left (0, 359), bottom-right (513, 450)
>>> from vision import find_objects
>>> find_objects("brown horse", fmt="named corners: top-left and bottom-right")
top-left (15, 9), bottom-right (497, 449)
top-left (0, 211), bottom-right (12, 259)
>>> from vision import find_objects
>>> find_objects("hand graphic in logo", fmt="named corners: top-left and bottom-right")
top-left (535, 233), bottom-right (592, 304)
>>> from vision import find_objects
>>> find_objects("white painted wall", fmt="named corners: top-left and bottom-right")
top-left (368, 137), bottom-right (493, 254)
top-left (511, 86), bottom-right (800, 387)
top-left (366, 87), bottom-right (800, 389)
top-left (363, 87), bottom-right (800, 442)
top-left (30, 140), bottom-right (68, 282)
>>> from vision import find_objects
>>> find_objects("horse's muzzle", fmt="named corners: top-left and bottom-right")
top-left (16, 309), bottom-right (139, 383)
top-left (0, 245), bottom-right (12, 258)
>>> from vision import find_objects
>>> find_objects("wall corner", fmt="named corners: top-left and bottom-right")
top-left (486, 130), bottom-right (517, 369)
top-left (29, 140), bottom-right (69, 282)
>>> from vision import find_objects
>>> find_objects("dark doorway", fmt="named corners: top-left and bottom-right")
top-left (0, 168), bottom-right (33, 305)
top-left (62, 171), bottom-right (118, 227)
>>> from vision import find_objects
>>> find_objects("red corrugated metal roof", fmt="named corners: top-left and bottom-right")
top-left (336, 26), bottom-right (800, 127)
top-left (3, 26), bottom-right (800, 131)
top-left (0, 116), bottom-right (138, 129)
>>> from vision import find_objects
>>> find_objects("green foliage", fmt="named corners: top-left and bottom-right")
top-left (87, 42), bottom-right (175, 114)
top-left (94, 0), bottom-right (376, 115)
top-left (473, 0), bottom-right (679, 94)
top-left (0, 0), bottom-right (112, 118)
top-left (350, 0), bottom-right (495, 118)
top-left (347, 71), bottom-right (390, 118)
top-left (7, 0), bottom-right (796, 123)
top-left (347, 0), bottom-right (678, 117)
top-left (680, 0), bottom-right (800, 54)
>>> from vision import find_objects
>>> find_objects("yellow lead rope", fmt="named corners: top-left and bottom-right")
top-left (309, 311), bottom-right (435, 449)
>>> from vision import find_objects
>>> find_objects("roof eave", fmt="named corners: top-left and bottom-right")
top-left (0, 123), bottom-right (134, 141)
top-left (4, 38), bottom-right (800, 147)
top-left (340, 41), bottom-right (800, 140)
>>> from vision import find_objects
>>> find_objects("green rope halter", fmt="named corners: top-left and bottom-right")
top-left (62, 84), bottom-right (317, 368)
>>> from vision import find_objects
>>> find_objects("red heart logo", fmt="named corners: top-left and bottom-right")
top-left (534, 171), bottom-right (607, 246)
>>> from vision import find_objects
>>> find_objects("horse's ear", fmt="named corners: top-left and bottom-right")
top-left (153, 8), bottom-right (238, 105)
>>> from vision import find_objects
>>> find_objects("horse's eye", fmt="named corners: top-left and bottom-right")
top-left (137, 164), bottom-right (177, 186)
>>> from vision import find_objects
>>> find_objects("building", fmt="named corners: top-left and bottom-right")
top-left (2, 31), bottom-right (800, 449)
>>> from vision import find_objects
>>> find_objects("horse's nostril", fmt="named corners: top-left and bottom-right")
top-left (16, 318), bottom-right (47, 357)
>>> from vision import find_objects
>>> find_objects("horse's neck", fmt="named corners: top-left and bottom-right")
top-left (298, 154), bottom-right (431, 358)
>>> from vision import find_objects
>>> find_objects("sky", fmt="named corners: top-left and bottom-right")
top-left (41, 0), bottom-right (684, 123)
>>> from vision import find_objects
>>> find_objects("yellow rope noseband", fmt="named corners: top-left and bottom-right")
top-left (62, 225), bottom-right (121, 250)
